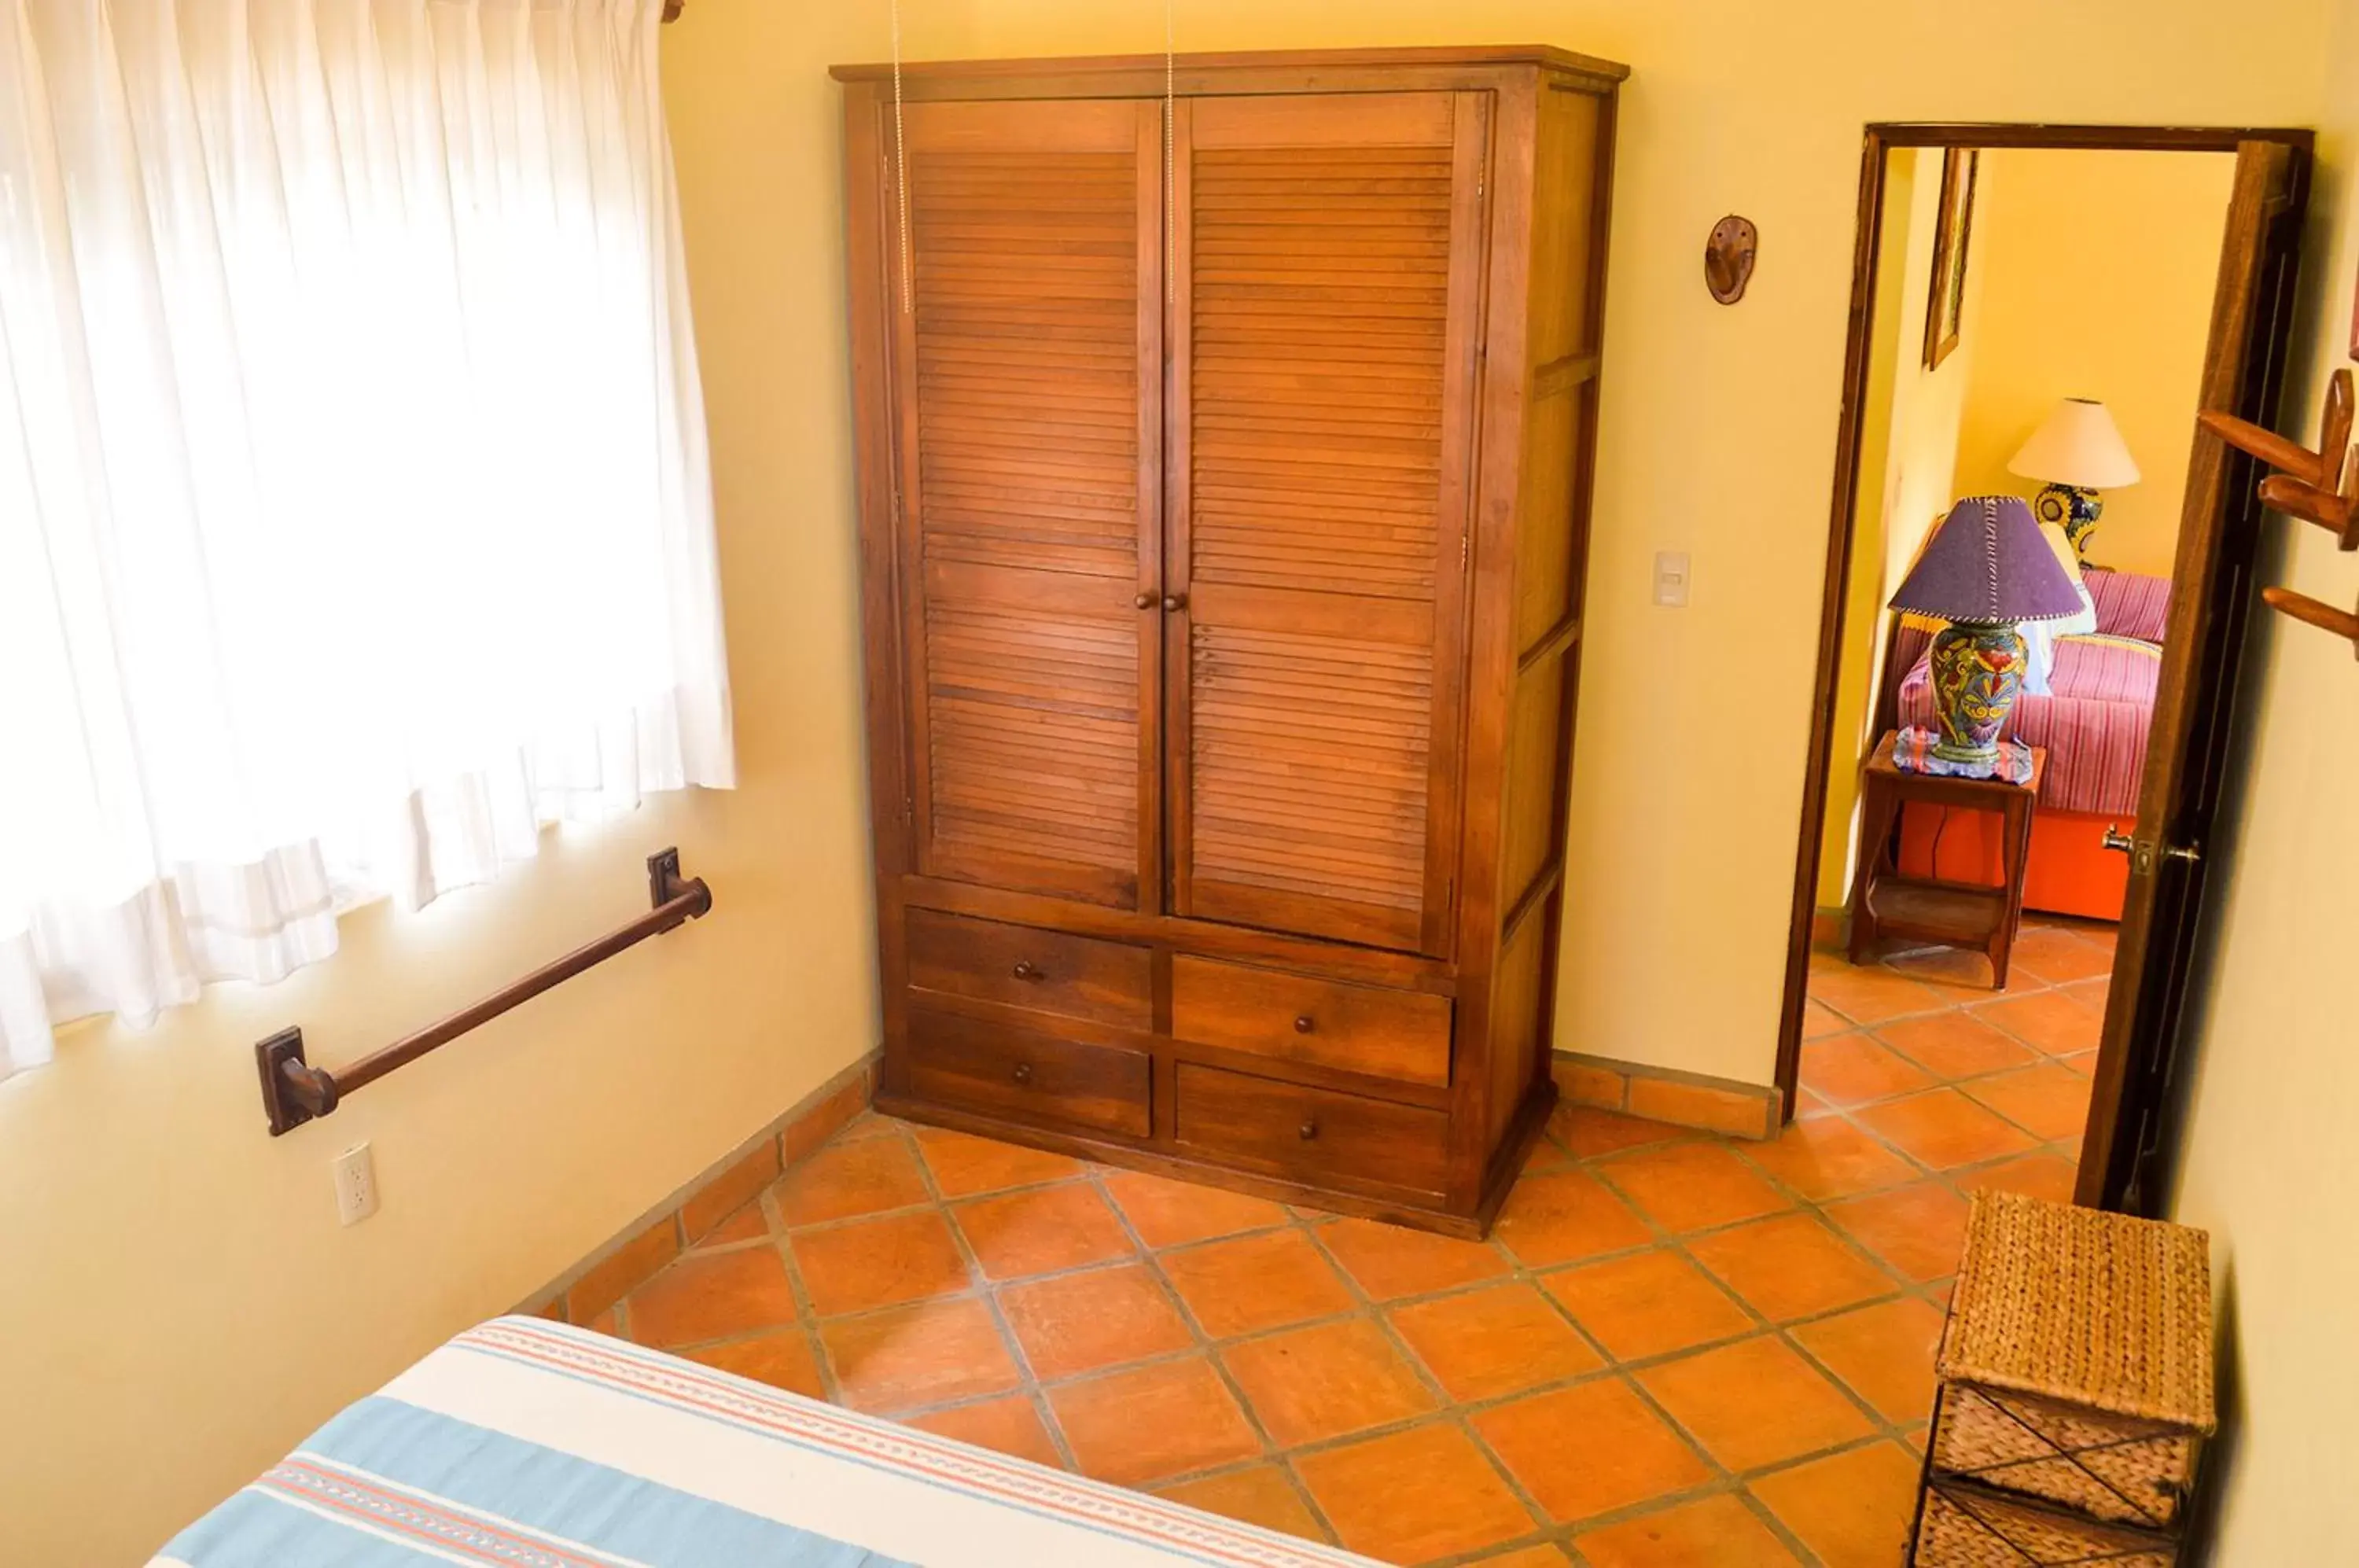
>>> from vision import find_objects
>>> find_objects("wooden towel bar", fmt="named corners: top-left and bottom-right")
top-left (255, 848), bottom-right (712, 1136)
top-left (2201, 367), bottom-right (2359, 655)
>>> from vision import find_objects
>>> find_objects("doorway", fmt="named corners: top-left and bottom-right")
top-left (1775, 126), bottom-right (2310, 1215)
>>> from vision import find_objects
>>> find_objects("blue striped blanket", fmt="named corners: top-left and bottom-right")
top-left (153, 1317), bottom-right (1373, 1567)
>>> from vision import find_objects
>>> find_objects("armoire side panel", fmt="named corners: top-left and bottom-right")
top-left (1485, 75), bottom-right (1617, 1147)
top-left (894, 100), bottom-right (1161, 911)
top-left (1170, 91), bottom-right (1485, 955)
top-left (1499, 653), bottom-right (1569, 912)
top-left (1528, 86), bottom-right (1606, 366)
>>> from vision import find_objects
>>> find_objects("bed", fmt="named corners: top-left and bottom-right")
top-left (1883, 566), bottom-right (2169, 922)
top-left (152, 1316), bottom-right (1374, 1567)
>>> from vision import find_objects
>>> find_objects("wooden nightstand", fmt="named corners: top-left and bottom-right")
top-left (1848, 731), bottom-right (2048, 987)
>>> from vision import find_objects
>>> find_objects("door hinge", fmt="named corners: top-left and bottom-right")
top-left (1462, 533), bottom-right (1470, 569)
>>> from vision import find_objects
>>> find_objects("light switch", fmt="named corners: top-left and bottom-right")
top-left (1654, 550), bottom-right (1692, 607)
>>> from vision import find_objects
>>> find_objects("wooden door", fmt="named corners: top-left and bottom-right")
top-left (889, 99), bottom-right (1165, 910)
top-left (1166, 92), bottom-right (1490, 955)
top-left (2077, 138), bottom-right (2310, 1212)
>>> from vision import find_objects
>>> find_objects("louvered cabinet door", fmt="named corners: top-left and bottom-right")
top-left (889, 99), bottom-right (1164, 909)
top-left (1167, 93), bottom-right (1489, 955)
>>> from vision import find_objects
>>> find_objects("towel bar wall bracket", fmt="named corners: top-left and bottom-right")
top-left (256, 847), bottom-right (713, 1136)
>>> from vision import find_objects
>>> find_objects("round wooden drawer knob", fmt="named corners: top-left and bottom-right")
top-left (1012, 1062), bottom-right (1034, 1085)
top-left (1162, 593), bottom-right (1187, 612)
top-left (1293, 1014), bottom-right (1315, 1033)
top-left (1133, 592), bottom-right (1155, 609)
top-left (1011, 960), bottom-right (1042, 981)
top-left (1297, 1119), bottom-right (1318, 1140)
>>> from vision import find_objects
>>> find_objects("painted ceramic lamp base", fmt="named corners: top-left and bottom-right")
top-left (1927, 620), bottom-right (2028, 771)
top-left (2033, 481), bottom-right (2103, 557)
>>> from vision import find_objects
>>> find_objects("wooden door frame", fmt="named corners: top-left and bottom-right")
top-left (1772, 123), bottom-right (2313, 1185)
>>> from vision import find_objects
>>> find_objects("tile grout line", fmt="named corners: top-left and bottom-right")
top-left (1557, 1036), bottom-right (2080, 1552)
top-left (1555, 1136), bottom-right (1886, 1568)
top-left (909, 1121), bottom-right (1092, 1476)
top-left (650, 1127), bottom-right (1948, 1409)
top-left (653, 1128), bottom-right (1947, 1354)
top-left (653, 1163), bottom-right (1843, 1561)
top-left (607, 927), bottom-right (2115, 1566)
top-left (1542, 1121), bottom-right (1906, 1564)
top-left (1799, 958), bottom-right (2106, 1206)
top-left (1290, 1203), bottom-right (1564, 1562)
top-left (1084, 1169), bottom-right (1350, 1549)
top-left (753, 1182), bottom-right (844, 1407)
top-left (1846, 1029), bottom-right (2102, 1154)
top-left (654, 952), bottom-right (2095, 1362)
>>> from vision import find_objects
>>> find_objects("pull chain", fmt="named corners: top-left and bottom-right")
top-left (891, 0), bottom-right (912, 315)
top-left (1164, 0), bottom-right (1174, 305)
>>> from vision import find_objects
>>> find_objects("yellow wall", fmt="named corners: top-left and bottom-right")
top-left (1877, 167), bottom-right (1993, 657)
top-left (2168, 0), bottom-right (2359, 1551)
top-left (1953, 149), bottom-right (2238, 577)
top-left (0, 9), bottom-right (889, 1562)
top-left (0, 1), bottom-right (2343, 1560)
top-left (1815, 145), bottom-right (1983, 909)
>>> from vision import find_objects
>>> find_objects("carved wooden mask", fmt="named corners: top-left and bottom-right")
top-left (1706, 215), bottom-right (1757, 304)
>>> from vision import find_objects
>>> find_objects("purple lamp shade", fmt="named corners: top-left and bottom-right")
top-left (1889, 495), bottom-right (2086, 624)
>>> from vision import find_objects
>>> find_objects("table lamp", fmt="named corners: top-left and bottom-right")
top-left (1890, 496), bottom-right (2088, 771)
top-left (2007, 397), bottom-right (2140, 558)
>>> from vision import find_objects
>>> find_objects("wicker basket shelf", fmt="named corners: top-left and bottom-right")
top-left (1910, 1191), bottom-right (2216, 1566)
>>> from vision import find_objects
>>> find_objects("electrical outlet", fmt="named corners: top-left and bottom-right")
top-left (333, 1143), bottom-right (379, 1227)
top-left (1654, 550), bottom-right (1692, 607)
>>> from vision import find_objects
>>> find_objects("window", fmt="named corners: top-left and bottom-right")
top-left (0, 0), bottom-right (730, 1076)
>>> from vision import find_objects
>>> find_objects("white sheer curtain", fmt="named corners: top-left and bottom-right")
top-left (0, 0), bottom-right (731, 1077)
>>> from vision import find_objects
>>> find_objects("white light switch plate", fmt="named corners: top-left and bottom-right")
top-left (333, 1142), bottom-right (379, 1227)
top-left (1654, 550), bottom-right (1692, 607)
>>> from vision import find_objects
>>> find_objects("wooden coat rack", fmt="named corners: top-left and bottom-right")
top-left (2199, 364), bottom-right (2359, 657)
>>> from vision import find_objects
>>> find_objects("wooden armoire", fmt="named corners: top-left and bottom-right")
top-left (835, 46), bottom-right (1625, 1235)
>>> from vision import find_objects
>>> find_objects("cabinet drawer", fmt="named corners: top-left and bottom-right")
top-left (1174, 1063), bottom-right (1450, 1194)
top-left (904, 1006), bottom-right (1150, 1139)
top-left (906, 907), bottom-right (1151, 1029)
top-left (1171, 955), bottom-right (1451, 1087)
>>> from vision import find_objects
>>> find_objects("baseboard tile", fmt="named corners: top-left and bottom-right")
top-left (1551, 1049), bottom-right (1779, 1141)
top-left (521, 1047), bottom-right (880, 1324)
top-left (527, 1042), bottom-right (1770, 1321)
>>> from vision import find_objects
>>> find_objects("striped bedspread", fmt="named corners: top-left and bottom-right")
top-left (1898, 634), bottom-right (2159, 817)
top-left (153, 1317), bottom-right (1374, 1568)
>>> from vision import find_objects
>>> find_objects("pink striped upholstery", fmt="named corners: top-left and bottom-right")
top-left (1886, 622), bottom-right (1937, 701)
top-left (1897, 635), bottom-right (2160, 816)
top-left (2086, 568), bottom-right (2172, 642)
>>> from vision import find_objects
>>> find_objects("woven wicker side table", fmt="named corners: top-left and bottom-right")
top-left (1910, 1191), bottom-right (2216, 1566)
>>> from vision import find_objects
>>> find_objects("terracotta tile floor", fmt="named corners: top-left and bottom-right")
top-left (595, 919), bottom-right (2111, 1566)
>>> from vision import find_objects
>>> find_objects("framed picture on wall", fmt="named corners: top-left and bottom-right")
top-left (1923, 148), bottom-right (1979, 370)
